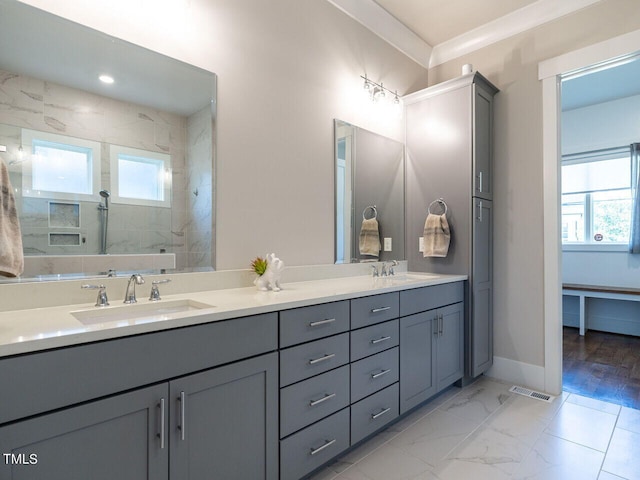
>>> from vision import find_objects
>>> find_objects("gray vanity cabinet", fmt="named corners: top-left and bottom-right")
top-left (399, 282), bottom-right (464, 414)
top-left (472, 198), bottom-right (493, 377)
top-left (404, 72), bottom-right (498, 381)
top-left (399, 310), bottom-right (437, 413)
top-left (170, 352), bottom-right (278, 480)
top-left (0, 383), bottom-right (169, 480)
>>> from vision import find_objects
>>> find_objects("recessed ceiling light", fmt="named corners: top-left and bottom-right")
top-left (99, 74), bottom-right (114, 84)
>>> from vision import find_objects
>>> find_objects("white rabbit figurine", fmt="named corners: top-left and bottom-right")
top-left (254, 253), bottom-right (284, 291)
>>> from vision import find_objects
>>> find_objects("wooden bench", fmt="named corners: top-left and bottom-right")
top-left (562, 284), bottom-right (640, 335)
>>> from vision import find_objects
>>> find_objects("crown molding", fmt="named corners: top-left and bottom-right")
top-left (429, 0), bottom-right (603, 68)
top-left (326, 0), bottom-right (432, 68)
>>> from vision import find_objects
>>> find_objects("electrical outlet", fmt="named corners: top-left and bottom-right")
top-left (419, 237), bottom-right (424, 252)
top-left (384, 237), bottom-right (392, 251)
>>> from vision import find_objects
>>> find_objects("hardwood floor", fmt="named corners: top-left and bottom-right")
top-left (563, 326), bottom-right (640, 409)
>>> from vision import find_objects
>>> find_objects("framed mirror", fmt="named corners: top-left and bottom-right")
top-left (0, 0), bottom-right (216, 281)
top-left (334, 119), bottom-right (405, 264)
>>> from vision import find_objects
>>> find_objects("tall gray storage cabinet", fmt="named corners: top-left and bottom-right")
top-left (404, 72), bottom-right (498, 379)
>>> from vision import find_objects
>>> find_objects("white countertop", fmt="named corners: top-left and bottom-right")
top-left (0, 272), bottom-right (466, 357)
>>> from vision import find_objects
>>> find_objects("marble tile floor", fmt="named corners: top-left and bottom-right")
top-left (308, 377), bottom-right (640, 480)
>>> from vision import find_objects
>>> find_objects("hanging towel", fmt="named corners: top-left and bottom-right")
top-left (0, 158), bottom-right (24, 277)
top-left (359, 217), bottom-right (381, 257)
top-left (423, 213), bottom-right (450, 258)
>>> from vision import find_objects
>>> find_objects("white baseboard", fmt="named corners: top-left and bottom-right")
top-left (485, 356), bottom-right (547, 393)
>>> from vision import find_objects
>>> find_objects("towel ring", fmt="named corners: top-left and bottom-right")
top-left (362, 205), bottom-right (378, 220)
top-left (428, 198), bottom-right (448, 216)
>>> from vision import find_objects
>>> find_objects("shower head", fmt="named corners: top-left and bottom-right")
top-left (99, 190), bottom-right (110, 198)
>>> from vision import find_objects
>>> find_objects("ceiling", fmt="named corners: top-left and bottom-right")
top-left (373, 0), bottom-right (538, 46)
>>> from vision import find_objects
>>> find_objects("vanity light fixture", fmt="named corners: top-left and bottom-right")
top-left (360, 75), bottom-right (400, 104)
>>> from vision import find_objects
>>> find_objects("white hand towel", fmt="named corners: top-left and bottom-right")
top-left (359, 218), bottom-right (381, 257)
top-left (423, 213), bottom-right (450, 258)
top-left (0, 159), bottom-right (24, 277)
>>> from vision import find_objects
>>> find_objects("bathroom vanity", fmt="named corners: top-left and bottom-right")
top-left (0, 273), bottom-right (465, 480)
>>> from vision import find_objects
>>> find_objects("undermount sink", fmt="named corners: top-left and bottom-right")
top-left (71, 299), bottom-right (214, 325)
top-left (386, 273), bottom-right (439, 284)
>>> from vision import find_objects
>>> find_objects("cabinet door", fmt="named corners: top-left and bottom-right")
top-left (399, 311), bottom-right (436, 414)
top-left (473, 84), bottom-right (493, 200)
top-left (0, 384), bottom-right (169, 480)
top-left (436, 302), bottom-right (465, 391)
top-left (169, 352), bottom-right (278, 480)
top-left (472, 198), bottom-right (493, 377)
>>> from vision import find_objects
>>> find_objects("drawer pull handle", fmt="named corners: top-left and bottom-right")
top-left (309, 392), bottom-right (336, 407)
top-left (371, 407), bottom-right (391, 420)
top-left (310, 438), bottom-right (337, 456)
top-left (309, 353), bottom-right (336, 365)
top-left (371, 306), bottom-right (391, 313)
top-left (158, 398), bottom-right (165, 449)
top-left (178, 391), bottom-right (186, 441)
top-left (309, 318), bottom-right (336, 327)
top-left (371, 335), bottom-right (392, 345)
top-left (371, 368), bottom-right (391, 379)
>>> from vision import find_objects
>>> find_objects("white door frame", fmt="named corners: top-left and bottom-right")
top-left (538, 29), bottom-right (640, 395)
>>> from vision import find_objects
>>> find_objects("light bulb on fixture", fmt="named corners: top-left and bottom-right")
top-left (393, 91), bottom-right (400, 105)
top-left (378, 83), bottom-right (385, 99)
top-left (363, 74), bottom-right (371, 92)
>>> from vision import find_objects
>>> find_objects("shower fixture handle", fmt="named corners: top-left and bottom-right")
top-left (82, 284), bottom-right (110, 307)
top-left (149, 279), bottom-right (172, 301)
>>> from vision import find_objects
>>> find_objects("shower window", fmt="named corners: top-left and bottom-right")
top-left (110, 145), bottom-right (171, 208)
top-left (21, 129), bottom-right (101, 201)
top-left (561, 147), bottom-right (631, 245)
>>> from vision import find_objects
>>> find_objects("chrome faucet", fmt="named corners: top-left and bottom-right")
top-left (82, 284), bottom-right (109, 307)
top-left (124, 274), bottom-right (145, 304)
top-left (371, 265), bottom-right (379, 277)
top-left (149, 278), bottom-right (171, 301)
top-left (381, 260), bottom-right (399, 277)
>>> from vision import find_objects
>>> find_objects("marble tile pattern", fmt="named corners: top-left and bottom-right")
top-left (0, 68), bottom-right (213, 272)
top-left (309, 377), bottom-right (640, 480)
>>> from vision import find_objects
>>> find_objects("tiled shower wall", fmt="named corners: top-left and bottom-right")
top-left (0, 68), bottom-right (213, 274)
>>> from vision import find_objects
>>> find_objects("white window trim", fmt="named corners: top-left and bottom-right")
top-left (21, 129), bottom-right (101, 201)
top-left (109, 145), bottom-right (171, 208)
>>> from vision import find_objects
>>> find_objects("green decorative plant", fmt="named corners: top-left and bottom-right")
top-left (251, 256), bottom-right (268, 276)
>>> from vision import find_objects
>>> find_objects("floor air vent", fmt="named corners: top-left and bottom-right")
top-left (509, 385), bottom-right (555, 403)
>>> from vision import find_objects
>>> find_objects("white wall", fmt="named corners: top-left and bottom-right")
top-left (428, 0), bottom-right (640, 371)
top-left (562, 94), bottom-right (640, 154)
top-left (562, 94), bottom-right (640, 288)
top-left (19, 0), bottom-right (428, 270)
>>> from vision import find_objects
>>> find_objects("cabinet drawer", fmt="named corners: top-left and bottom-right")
top-left (280, 408), bottom-right (350, 480)
top-left (351, 292), bottom-right (399, 329)
top-left (280, 333), bottom-right (349, 387)
top-left (350, 319), bottom-right (399, 362)
top-left (351, 383), bottom-right (399, 445)
top-left (350, 347), bottom-right (399, 402)
top-left (280, 301), bottom-right (350, 348)
top-left (400, 282), bottom-right (464, 316)
top-left (280, 365), bottom-right (350, 438)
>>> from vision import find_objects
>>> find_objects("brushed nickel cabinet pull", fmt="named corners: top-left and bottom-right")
top-left (309, 353), bottom-right (336, 365)
top-left (309, 318), bottom-right (336, 327)
top-left (371, 335), bottom-right (392, 345)
top-left (158, 398), bottom-right (165, 449)
top-left (371, 407), bottom-right (391, 420)
top-left (371, 306), bottom-right (391, 313)
top-left (310, 438), bottom-right (337, 456)
top-left (309, 393), bottom-right (336, 407)
top-left (371, 368), bottom-right (391, 379)
top-left (178, 391), bottom-right (186, 441)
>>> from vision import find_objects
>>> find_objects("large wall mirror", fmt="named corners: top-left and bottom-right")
top-left (335, 119), bottom-right (405, 264)
top-left (0, 0), bottom-right (216, 281)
